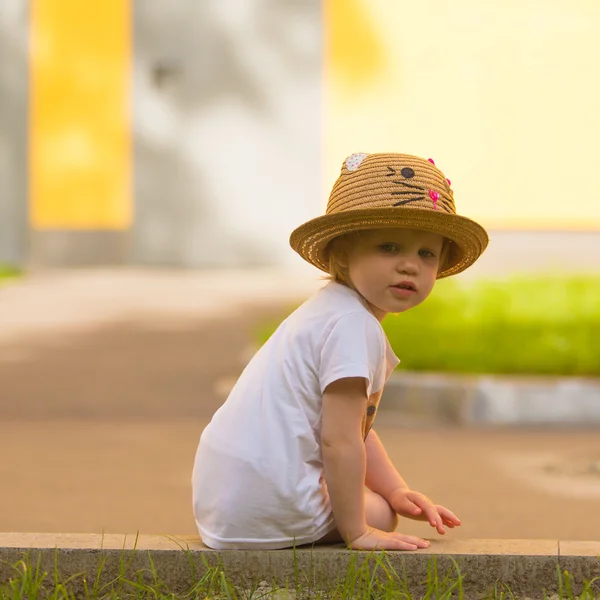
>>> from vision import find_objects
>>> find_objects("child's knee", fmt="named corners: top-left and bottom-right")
top-left (365, 489), bottom-right (399, 532)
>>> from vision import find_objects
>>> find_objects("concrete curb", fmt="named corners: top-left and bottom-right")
top-left (380, 373), bottom-right (600, 426)
top-left (1, 534), bottom-right (599, 598)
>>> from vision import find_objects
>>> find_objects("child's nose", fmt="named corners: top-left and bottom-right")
top-left (396, 255), bottom-right (419, 274)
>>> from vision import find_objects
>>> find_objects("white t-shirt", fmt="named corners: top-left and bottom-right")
top-left (191, 281), bottom-right (400, 549)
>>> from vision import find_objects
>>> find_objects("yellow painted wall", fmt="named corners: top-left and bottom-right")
top-left (325, 0), bottom-right (600, 229)
top-left (30, 0), bottom-right (131, 229)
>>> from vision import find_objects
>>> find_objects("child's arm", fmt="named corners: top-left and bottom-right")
top-left (365, 429), bottom-right (461, 534)
top-left (365, 429), bottom-right (410, 497)
top-left (321, 378), bottom-right (429, 550)
top-left (321, 377), bottom-right (368, 543)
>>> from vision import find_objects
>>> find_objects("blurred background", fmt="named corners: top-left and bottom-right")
top-left (0, 0), bottom-right (599, 542)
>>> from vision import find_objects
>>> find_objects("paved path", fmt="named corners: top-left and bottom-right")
top-left (1, 269), bottom-right (599, 542)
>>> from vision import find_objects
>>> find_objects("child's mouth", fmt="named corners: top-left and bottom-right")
top-left (390, 282), bottom-right (417, 297)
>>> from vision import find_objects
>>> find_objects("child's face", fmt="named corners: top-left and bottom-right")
top-left (345, 228), bottom-right (444, 321)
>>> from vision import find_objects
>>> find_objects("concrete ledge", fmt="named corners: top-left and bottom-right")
top-left (1, 534), bottom-right (599, 598)
top-left (380, 373), bottom-right (600, 426)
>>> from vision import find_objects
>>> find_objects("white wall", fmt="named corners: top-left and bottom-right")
top-left (132, 0), bottom-right (323, 268)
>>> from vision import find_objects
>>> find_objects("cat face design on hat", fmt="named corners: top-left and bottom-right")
top-left (290, 151), bottom-right (488, 278)
top-left (344, 152), bottom-right (454, 214)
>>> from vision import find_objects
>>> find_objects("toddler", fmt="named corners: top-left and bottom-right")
top-left (192, 152), bottom-right (488, 551)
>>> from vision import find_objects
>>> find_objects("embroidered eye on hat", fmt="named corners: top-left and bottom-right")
top-left (289, 152), bottom-right (489, 278)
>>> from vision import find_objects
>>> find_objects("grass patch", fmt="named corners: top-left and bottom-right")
top-left (0, 264), bottom-right (22, 282)
top-left (255, 276), bottom-right (600, 376)
top-left (1, 546), bottom-right (599, 599)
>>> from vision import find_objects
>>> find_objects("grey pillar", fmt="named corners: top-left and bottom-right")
top-left (0, 1), bottom-right (29, 266)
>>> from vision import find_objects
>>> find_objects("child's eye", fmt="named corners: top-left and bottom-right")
top-left (379, 243), bottom-right (399, 253)
top-left (419, 249), bottom-right (436, 258)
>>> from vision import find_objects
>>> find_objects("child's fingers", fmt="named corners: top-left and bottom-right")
top-left (436, 505), bottom-right (461, 526)
top-left (443, 515), bottom-right (459, 527)
top-left (421, 508), bottom-right (444, 534)
top-left (390, 532), bottom-right (430, 549)
top-left (408, 495), bottom-right (439, 527)
top-left (350, 528), bottom-right (430, 551)
top-left (430, 513), bottom-right (445, 533)
top-left (433, 520), bottom-right (446, 535)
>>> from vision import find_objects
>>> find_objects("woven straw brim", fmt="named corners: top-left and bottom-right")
top-left (290, 207), bottom-right (489, 279)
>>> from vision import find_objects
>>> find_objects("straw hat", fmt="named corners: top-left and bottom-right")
top-left (290, 152), bottom-right (489, 278)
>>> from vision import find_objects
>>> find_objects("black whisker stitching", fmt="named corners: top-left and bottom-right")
top-left (393, 197), bottom-right (425, 207)
top-left (392, 180), bottom-right (423, 190)
top-left (386, 167), bottom-right (396, 176)
top-left (391, 191), bottom-right (421, 195)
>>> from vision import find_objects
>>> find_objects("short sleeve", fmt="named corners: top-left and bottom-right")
top-left (319, 312), bottom-right (386, 396)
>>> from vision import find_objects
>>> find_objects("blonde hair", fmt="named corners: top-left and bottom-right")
top-left (323, 232), bottom-right (359, 287)
top-left (324, 230), bottom-right (452, 286)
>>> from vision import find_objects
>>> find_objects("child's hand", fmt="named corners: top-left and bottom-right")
top-left (349, 526), bottom-right (430, 551)
top-left (388, 488), bottom-right (461, 535)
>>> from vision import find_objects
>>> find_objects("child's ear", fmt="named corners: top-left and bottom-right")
top-left (337, 248), bottom-right (349, 268)
top-left (438, 238), bottom-right (451, 272)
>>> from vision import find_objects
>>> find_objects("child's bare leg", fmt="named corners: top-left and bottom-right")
top-left (315, 488), bottom-right (398, 544)
top-left (365, 486), bottom-right (398, 532)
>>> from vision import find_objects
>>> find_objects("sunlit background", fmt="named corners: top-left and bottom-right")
top-left (0, 0), bottom-right (599, 542)
top-left (326, 0), bottom-right (600, 230)
top-left (1, 0), bottom-right (600, 270)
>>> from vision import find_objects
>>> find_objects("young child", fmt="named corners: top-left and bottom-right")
top-left (192, 152), bottom-right (488, 551)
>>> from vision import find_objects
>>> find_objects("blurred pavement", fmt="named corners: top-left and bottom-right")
top-left (1, 268), bottom-right (599, 541)
top-left (0, 267), bottom-right (322, 345)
